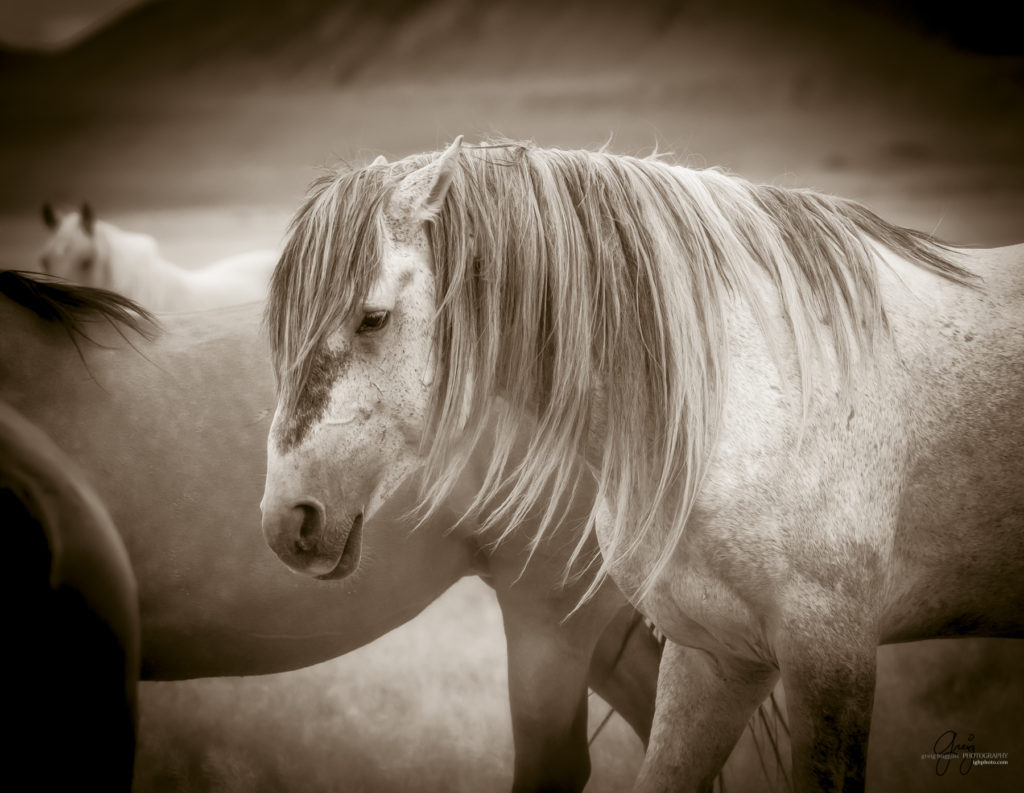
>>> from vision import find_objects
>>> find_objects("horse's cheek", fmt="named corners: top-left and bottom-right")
top-left (389, 374), bottom-right (431, 449)
top-left (382, 326), bottom-right (434, 449)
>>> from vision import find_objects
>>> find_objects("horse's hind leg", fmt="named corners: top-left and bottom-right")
top-left (586, 606), bottom-right (662, 746)
top-left (634, 639), bottom-right (778, 793)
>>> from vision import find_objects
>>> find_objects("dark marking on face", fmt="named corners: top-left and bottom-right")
top-left (275, 343), bottom-right (349, 451)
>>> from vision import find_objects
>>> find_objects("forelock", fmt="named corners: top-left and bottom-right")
top-left (264, 162), bottom-right (395, 426)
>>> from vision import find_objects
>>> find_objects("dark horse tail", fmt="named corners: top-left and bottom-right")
top-left (0, 269), bottom-right (159, 342)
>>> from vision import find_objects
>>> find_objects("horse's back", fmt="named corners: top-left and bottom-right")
top-left (0, 399), bottom-right (139, 790)
top-left (102, 220), bottom-right (276, 310)
top-left (205, 248), bottom-right (278, 275)
top-left (175, 249), bottom-right (276, 309)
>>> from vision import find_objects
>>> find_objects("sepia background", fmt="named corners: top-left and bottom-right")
top-left (1, 1), bottom-right (1021, 791)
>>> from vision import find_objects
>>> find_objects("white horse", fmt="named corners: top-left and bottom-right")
top-left (259, 139), bottom-right (1022, 793)
top-left (39, 202), bottom-right (277, 312)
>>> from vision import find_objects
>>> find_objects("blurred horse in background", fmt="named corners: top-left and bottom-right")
top-left (1, 398), bottom-right (140, 792)
top-left (38, 202), bottom-right (277, 311)
top-left (259, 138), bottom-right (1022, 793)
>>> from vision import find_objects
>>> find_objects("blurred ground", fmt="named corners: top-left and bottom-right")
top-left (1, 1), bottom-right (1022, 791)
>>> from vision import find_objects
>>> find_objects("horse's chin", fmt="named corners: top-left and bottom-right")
top-left (315, 512), bottom-right (363, 581)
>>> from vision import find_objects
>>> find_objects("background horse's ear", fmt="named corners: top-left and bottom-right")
top-left (418, 135), bottom-right (463, 221)
top-left (370, 154), bottom-right (388, 166)
top-left (80, 203), bottom-right (95, 235)
top-left (42, 202), bottom-right (58, 229)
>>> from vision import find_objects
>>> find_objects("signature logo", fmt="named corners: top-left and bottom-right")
top-left (931, 730), bottom-right (976, 776)
top-left (922, 730), bottom-right (1010, 775)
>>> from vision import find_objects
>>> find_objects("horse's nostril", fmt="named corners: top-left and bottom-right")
top-left (293, 502), bottom-right (324, 554)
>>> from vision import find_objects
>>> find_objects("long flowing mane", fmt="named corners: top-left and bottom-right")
top-left (268, 140), bottom-right (975, 598)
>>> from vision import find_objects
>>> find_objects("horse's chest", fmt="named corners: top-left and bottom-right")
top-left (599, 530), bottom-right (769, 661)
top-left (646, 566), bottom-right (770, 660)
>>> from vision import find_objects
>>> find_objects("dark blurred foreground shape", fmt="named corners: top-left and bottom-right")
top-left (2, 400), bottom-right (140, 792)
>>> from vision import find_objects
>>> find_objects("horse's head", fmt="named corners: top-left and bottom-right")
top-left (260, 141), bottom-right (462, 579)
top-left (39, 202), bottom-right (103, 286)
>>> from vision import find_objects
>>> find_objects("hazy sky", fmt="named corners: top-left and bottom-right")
top-left (0, 0), bottom-right (142, 51)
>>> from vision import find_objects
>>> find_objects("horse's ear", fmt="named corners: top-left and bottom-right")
top-left (80, 202), bottom-right (95, 235)
top-left (42, 202), bottom-right (58, 229)
top-left (418, 135), bottom-right (463, 221)
top-left (370, 154), bottom-right (387, 166)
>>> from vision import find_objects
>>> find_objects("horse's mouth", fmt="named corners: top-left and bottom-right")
top-left (316, 512), bottom-right (363, 581)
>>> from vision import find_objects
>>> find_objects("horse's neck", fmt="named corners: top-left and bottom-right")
top-left (99, 222), bottom-right (190, 309)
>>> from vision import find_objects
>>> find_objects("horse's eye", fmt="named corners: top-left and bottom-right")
top-left (357, 310), bottom-right (389, 334)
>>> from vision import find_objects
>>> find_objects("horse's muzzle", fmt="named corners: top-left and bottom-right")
top-left (261, 496), bottom-right (363, 580)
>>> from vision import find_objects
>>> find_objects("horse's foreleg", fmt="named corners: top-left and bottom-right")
top-left (586, 605), bottom-right (662, 746)
top-left (634, 639), bottom-right (778, 793)
top-left (502, 607), bottom-right (594, 793)
top-left (777, 622), bottom-right (876, 793)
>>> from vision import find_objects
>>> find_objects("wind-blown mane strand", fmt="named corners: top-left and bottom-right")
top-left (413, 140), bottom-right (973, 600)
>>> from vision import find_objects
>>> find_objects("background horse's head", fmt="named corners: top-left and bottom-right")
top-left (260, 145), bottom-right (459, 579)
top-left (39, 202), bottom-right (105, 286)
